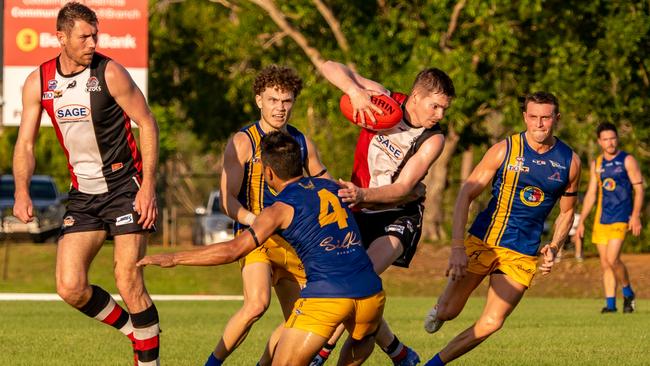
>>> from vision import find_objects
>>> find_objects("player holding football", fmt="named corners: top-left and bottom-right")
top-left (422, 92), bottom-right (580, 365)
top-left (138, 132), bottom-right (385, 366)
top-left (210, 65), bottom-right (330, 365)
top-left (314, 60), bottom-right (455, 366)
top-left (13, 2), bottom-right (160, 365)
top-left (575, 122), bottom-right (642, 313)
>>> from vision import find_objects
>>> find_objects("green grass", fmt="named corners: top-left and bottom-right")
top-left (1, 297), bottom-right (649, 365)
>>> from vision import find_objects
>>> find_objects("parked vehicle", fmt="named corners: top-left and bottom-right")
top-left (192, 190), bottom-right (234, 245)
top-left (0, 175), bottom-right (66, 242)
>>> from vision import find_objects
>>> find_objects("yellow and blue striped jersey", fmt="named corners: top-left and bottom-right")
top-left (468, 132), bottom-right (573, 256)
top-left (595, 151), bottom-right (632, 224)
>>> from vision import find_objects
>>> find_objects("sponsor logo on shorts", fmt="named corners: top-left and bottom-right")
top-left (520, 186), bottom-right (544, 207)
top-left (602, 178), bottom-right (616, 191)
top-left (516, 264), bottom-right (535, 274)
top-left (549, 160), bottom-right (566, 169)
top-left (116, 213), bottom-right (134, 226)
top-left (386, 224), bottom-right (405, 235)
top-left (42, 91), bottom-right (54, 100)
top-left (85, 77), bottom-right (102, 92)
top-left (48, 79), bottom-right (58, 90)
top-left (111, 162), bottom-right (124, 172)
top-left (62, 216), bottom-right (75, 227)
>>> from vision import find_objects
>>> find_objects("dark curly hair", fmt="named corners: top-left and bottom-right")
top-left (253, 65), bottom-right (303, 98)
top-left (57, 2), bottom-right (98, 34)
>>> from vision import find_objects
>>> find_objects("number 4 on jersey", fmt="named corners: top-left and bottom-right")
top-left (318, 189), bottom-right (349, 229)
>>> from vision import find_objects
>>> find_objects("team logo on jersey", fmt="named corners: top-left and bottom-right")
top-left (532, 159), bottom-right (546, 165)
top-left (62, 216), bottom-right (75, 227)
top-left (116, 213), bottom-right (134, 226)
top-left (520, 186), bottom-right (545, 207)
top-left (85, 77), bottom-right (102, 92)
top-left (602, 178), bottom-right (616, 191)
top-left (549, 160), bottom-right (566, 169)
top-left (56, 104), bottom-right (90, 122)
top-left (548, 172), bottom-right (563, 182)
top-left (47, 79), bottom-right (58, 90)
top-left (42, 91), bottom-right (54, 100)
top-left (374, 135), bottom-right (403, 160)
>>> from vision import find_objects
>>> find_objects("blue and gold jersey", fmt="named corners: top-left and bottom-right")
top-left (276, 177), bottom-right (383, 298)
top-left (468, 132), bottom-right (574, 256)
top-left (595, 151), bottom-right (632, 224)
top-left (234, 122), bottom-right (308, 232)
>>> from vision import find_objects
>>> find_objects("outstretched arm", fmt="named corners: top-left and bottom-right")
top-left (138, 202), bottom-right (294, 267)
top-left (13, 69), bottom-right (42, 223)
top-left (447, 141), bottom-right (506, 280)
top-left (320, 60), bottom-right (389, 126)
top-left (625, 154), bottom-right (644, 236)
top-left (539, 152), bottom-right (581, 274)
top-left (106, 61), bottom-right (159, 229)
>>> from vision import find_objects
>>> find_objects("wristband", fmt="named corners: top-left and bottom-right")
top-left (244, 212), bottom-right (256, 226)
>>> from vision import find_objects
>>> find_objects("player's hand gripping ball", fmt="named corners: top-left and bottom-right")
top-left (339, 93), bottom-right (403, 131)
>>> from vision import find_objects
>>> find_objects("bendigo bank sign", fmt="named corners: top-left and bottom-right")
top-left (3, 0), bottom-right (149, 126)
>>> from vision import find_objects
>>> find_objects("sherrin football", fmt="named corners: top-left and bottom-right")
top-left (339, 93), bottom-right (403, 131)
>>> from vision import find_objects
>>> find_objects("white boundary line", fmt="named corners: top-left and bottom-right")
top-left (0, 293), bottom-right (243, 301)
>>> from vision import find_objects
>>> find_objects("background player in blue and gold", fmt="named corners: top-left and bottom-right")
top-left (421, 92), bottom-right (581, 366)
top-left (215, 65), bottom-right (330, 365)
top-left (138, 132), bottom-right (385, 366)
top-left (575, 122), bottom-right (643, 313)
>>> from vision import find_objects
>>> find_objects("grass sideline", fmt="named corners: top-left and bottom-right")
top-left (1, 297), bottom-right (649, 365)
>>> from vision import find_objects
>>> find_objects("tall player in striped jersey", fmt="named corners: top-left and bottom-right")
top-left (575, 122), bottom-right (643, 313)
top-left (138, 132), bottom-right (385, 366)
top-left (12, 2), bottom-right (160, 365)
top-left (422, 92), bottom-right (580, 366)
top-left (316, 60), bottom-right (455, 366)
top-left (210, 66), bottom-right (330, 365)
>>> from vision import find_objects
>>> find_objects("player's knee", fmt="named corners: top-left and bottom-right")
top-left (241, 300), bottom-right (269, 321)
top-left (56, 279), bottom-right (89, 307)
top-left (476, 315), bottom-right (504, 336)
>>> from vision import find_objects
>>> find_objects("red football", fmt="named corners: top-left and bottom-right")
top-left (339, 93), bottom-right (403, 131)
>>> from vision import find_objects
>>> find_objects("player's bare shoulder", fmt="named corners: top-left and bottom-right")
top-left (226, 131), bottom-right (254, 165)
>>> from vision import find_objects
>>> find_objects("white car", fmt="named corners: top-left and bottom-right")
top-left (192, 190), bottom-right (234, 245)
top-left (0, 175), bottom-right (66, 242)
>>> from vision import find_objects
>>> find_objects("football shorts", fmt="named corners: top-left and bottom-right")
top-left (592, 222), bottom-right (627, 245)
top-left (286, 291), bottom-right (385, 340)
top-left (464, 235), bottom-right (538, 288)
top-left (239, 233), bottom-right (307, 286)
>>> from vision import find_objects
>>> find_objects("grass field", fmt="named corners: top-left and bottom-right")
top-left (1, 244), bottom-right (649, 365)
top-left (1, 297), bottom-right (649, 365)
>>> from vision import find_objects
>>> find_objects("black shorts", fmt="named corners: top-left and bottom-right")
top-left (60, 177), bottom-right (155, 237)
top-left (353, 203), bottom-right (423, 268)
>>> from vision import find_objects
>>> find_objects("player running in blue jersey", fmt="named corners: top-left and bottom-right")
top-left (138, 132), bottom-right (385, 366)
top-left (422, 92), bottom-right (581, 365)
top-left (575, 122), bottom-right (643, 313)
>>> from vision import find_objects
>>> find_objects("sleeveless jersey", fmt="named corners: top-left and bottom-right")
top-left (468, 132), bottom-right (574, 256)
top-left (40, 53), bottom-right (142, 194)
top-left (595, 151), bottom-right (632, 224)
top-left (234, 122), bottom-right (308, 232)
top-left (351, 92), bottom-right (442, 191)
top-left (276, 177), bottom-right (383, 298)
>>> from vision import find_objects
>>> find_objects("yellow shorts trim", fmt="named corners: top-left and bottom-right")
top-left (465, 235), bottom-right (538, 288)
top-left (286, 291), bottom-right (385, 340)
top-left (238, 234), bottom-right (306, 285)
top-left (592, 222), bottom-right (627, 245)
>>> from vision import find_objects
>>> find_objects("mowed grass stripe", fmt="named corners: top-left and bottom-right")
top-left (1, 297), bottom-right (648, 365)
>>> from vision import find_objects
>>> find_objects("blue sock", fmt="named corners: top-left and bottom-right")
top-left (623, 285), bottom-right (634, 298)
top-left (205, 353), bottom-right (223, 366)
top-left (606, 297), bottom-right (616, 310)
top-left (425, 353), bottom-right (445, 366)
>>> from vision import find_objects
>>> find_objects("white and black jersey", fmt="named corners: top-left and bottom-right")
top-left (40, 53), bottom-right (142, 194)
